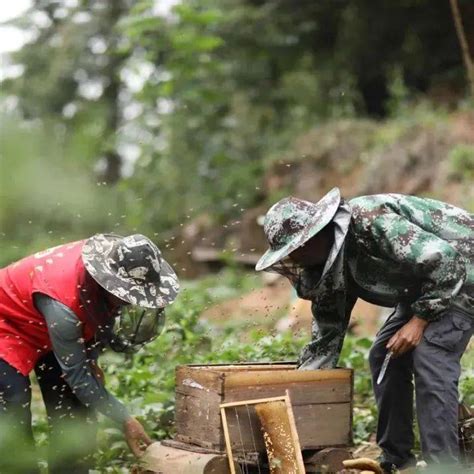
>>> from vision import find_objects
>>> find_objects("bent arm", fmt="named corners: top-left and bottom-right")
top-left (298, 289), bottom-right (356, 370)
top-left (34, 293), bottom-right (130, 424)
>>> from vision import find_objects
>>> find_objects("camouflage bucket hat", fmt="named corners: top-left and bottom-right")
top-left (82, 233), bottom-right (180, 308)
top-left (255, 187), bottom-right (341, 271)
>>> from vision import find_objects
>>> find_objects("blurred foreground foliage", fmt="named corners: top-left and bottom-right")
top-left (0, 115), bottom-right (123, 265)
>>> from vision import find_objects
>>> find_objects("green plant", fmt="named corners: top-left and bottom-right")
top-left (448, 144), bottom-right (474, 181)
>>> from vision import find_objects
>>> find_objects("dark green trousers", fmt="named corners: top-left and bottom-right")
top-left (0, 352), bottom-right (97, 474)
top-left (369, 303), bottom-right (473, 468)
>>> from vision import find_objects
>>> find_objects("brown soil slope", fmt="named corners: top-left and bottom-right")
top-left (185, 112), bottom-right (474, 335)
top-left (174, 111), bottom-right (474, 277)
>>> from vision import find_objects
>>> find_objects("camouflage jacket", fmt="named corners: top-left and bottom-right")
top-left (298, 194), bottom-right (474, 370)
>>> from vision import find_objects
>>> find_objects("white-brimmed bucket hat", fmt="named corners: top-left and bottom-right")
top-left (256, 188), bottom-right (341, 271)
top-left (82, 233), bottom-right (179, 308)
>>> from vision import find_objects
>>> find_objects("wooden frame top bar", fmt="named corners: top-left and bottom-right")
top-left (220, 395), bottom-right (289, 409)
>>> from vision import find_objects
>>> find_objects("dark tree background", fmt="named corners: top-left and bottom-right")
top-left (1, 0), bottom-right (473, 260)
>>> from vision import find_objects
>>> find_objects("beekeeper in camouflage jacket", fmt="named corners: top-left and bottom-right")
top-left (256, 188), bottom-right (473, 472)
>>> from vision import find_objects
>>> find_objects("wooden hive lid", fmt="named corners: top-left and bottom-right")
top-left (176, 363), bottom-right (352, 393)
top-left (223, 367), bottom-right (352, 389)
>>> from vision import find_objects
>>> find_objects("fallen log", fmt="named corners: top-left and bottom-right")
top-left (141, 442), bottom-right (242, 474)
top-left (304, 447), bottom-right (353, 472)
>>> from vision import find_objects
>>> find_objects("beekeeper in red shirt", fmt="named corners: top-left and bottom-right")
top-left (0, 233), bottom-right (180, 473)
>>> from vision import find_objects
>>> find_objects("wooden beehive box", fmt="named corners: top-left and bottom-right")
top-left (175, 362), bottom-right (353, 454)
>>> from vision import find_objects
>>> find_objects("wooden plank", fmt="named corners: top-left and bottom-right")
top-left (294, 403), bottom-right (352, 449)
top-left (175, 392), bottom-right (223, 447)
top-left (208, 365), bottom-right (297, 371)
top-left (185, 361), bottom-right (296, 366)
top-left (221, 395), bottom-right (289, 409)
top-left (224, 368), bottom-right (352, 388)
top-left (220, 406), bottom-right (237, 474)
top-left (224, 379), bottom-right (351, 405)
top-left (175, 386), bottom-right (218, 400)
top-left (284, 391), bottom-right (306, 474)
top-left (184, 363), bottom-right (297, 371)
top-left (176, 366), bottom-right (224, 394)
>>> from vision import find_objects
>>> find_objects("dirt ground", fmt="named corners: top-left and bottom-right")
top-left (201, 275), bottom-right (388, 338)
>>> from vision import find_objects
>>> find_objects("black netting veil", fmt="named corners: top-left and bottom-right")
top-left (108, 306), bottom-right (166, 353)
top-left (265, 257), bottom-right (323, 300)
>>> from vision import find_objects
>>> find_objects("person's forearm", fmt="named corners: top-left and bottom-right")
top-left (61, 360), bottom-right (130, 423)
top-left (298, 320), bottom-right (345, 370)
top-left (35, 293), bottom-right (130, 424)
top-left (413, 315), bottom-right (429, 327)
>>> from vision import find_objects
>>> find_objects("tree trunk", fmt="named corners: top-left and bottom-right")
top-left (449, 0), bottom-right (474, 97)
top-left (100, 0), bottom-right (128, 184)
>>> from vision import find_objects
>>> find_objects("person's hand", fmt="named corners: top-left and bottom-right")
top-left (386, 316), bottom-right (429, 357)
top-left (123, 417), bottom-right (152, 458)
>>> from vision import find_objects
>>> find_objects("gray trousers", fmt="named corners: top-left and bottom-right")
top-left (369, 303), bottom-right (473, 467)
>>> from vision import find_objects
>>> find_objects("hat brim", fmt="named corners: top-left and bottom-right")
top-left (82, 234), bottom-right (179, 309)
top-left (255, 187), bottom-right (341, 271)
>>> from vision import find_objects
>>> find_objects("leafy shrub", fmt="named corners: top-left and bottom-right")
top-left (448, 144), bottom-right (474, 181)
